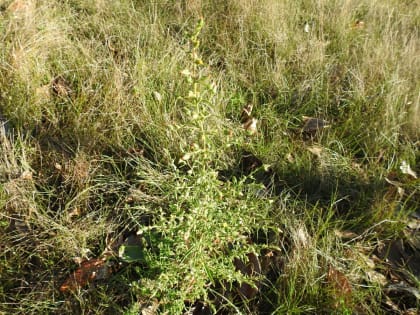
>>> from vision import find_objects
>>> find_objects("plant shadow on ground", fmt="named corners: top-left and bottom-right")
top-left (220, 148), bottom-right (386, 230)
top-left (217, 147), bottom-right (419, 314)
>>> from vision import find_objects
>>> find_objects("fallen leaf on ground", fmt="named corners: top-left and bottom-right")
top-left (72, 257), bottom-right (84, 264)
top-left (59, 258), bottom-right (112, 293)
top-left (334, 229), bottom-right (358, 240)
top-left (400, 161), bottom-right (417, 179)
top-left (294, 226), bottom-right (310, 248)
top-left (20, 170), bottom-right (33, 180)
top-left (352, 20), bottom-right (365, 29)
top-left (286, 153), bottom-right (295, 163)
top-left (241, 104), bottom-right (254, 122)
top-left (384, 282), bottom-right (420, 310)
top-left (327, 265), bottom-right (352, 307)
top-left (384, 177), bottom-right (403, 187)
top-left (372, 236), bottom-right (420, 311)
top-left (241, 104), bottom-right (258, 135)
top-left (51, 76), bottom-right (72, 97)
top-left (242, 118), bottom-right (258, 135)
top-left (407, 219), bottom-right (420, 230)
top-left (375, 238), bottom-right (420, 279)
top-left (67, 207), bottom-right (81, 220)
top-left (307, 145), bottom-right (324, 158)
top-left (152, 91), bottom-right (162, 102)
top-left (366, 270), bottom-right (387, 286)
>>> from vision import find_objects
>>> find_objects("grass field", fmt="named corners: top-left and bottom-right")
top-left (0, 0), bottom-right (419, 314)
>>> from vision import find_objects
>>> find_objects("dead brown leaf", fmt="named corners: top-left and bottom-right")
top-left (374, 236), bottom-right (420, 297)
top-left (366, 270), bottom-right (387, 286)
top-left (19, 170), bottom-right (33, 180)
top-left (242, 118), bottom-right (258, 135)
top-left (334, 229), bottom-right (358, 240)
top-left (51, 76), bottom-right (72, 97)
top-left (286, 153), bottom-right (295, 163)
top-left (59, 258), bottom-right (112, 293)
top-left (241, 104), bottom-right (258, 135)
top-left (407, 219), bottom-right (420, 231)
top-left (67, 207), bottom-right (81, 220)
top-left (327, 265), bottom-right (352, 308)
top-left (352, 20), bottom-right (365, 29)
top-left (241, 104), bottom-right (254, 122)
